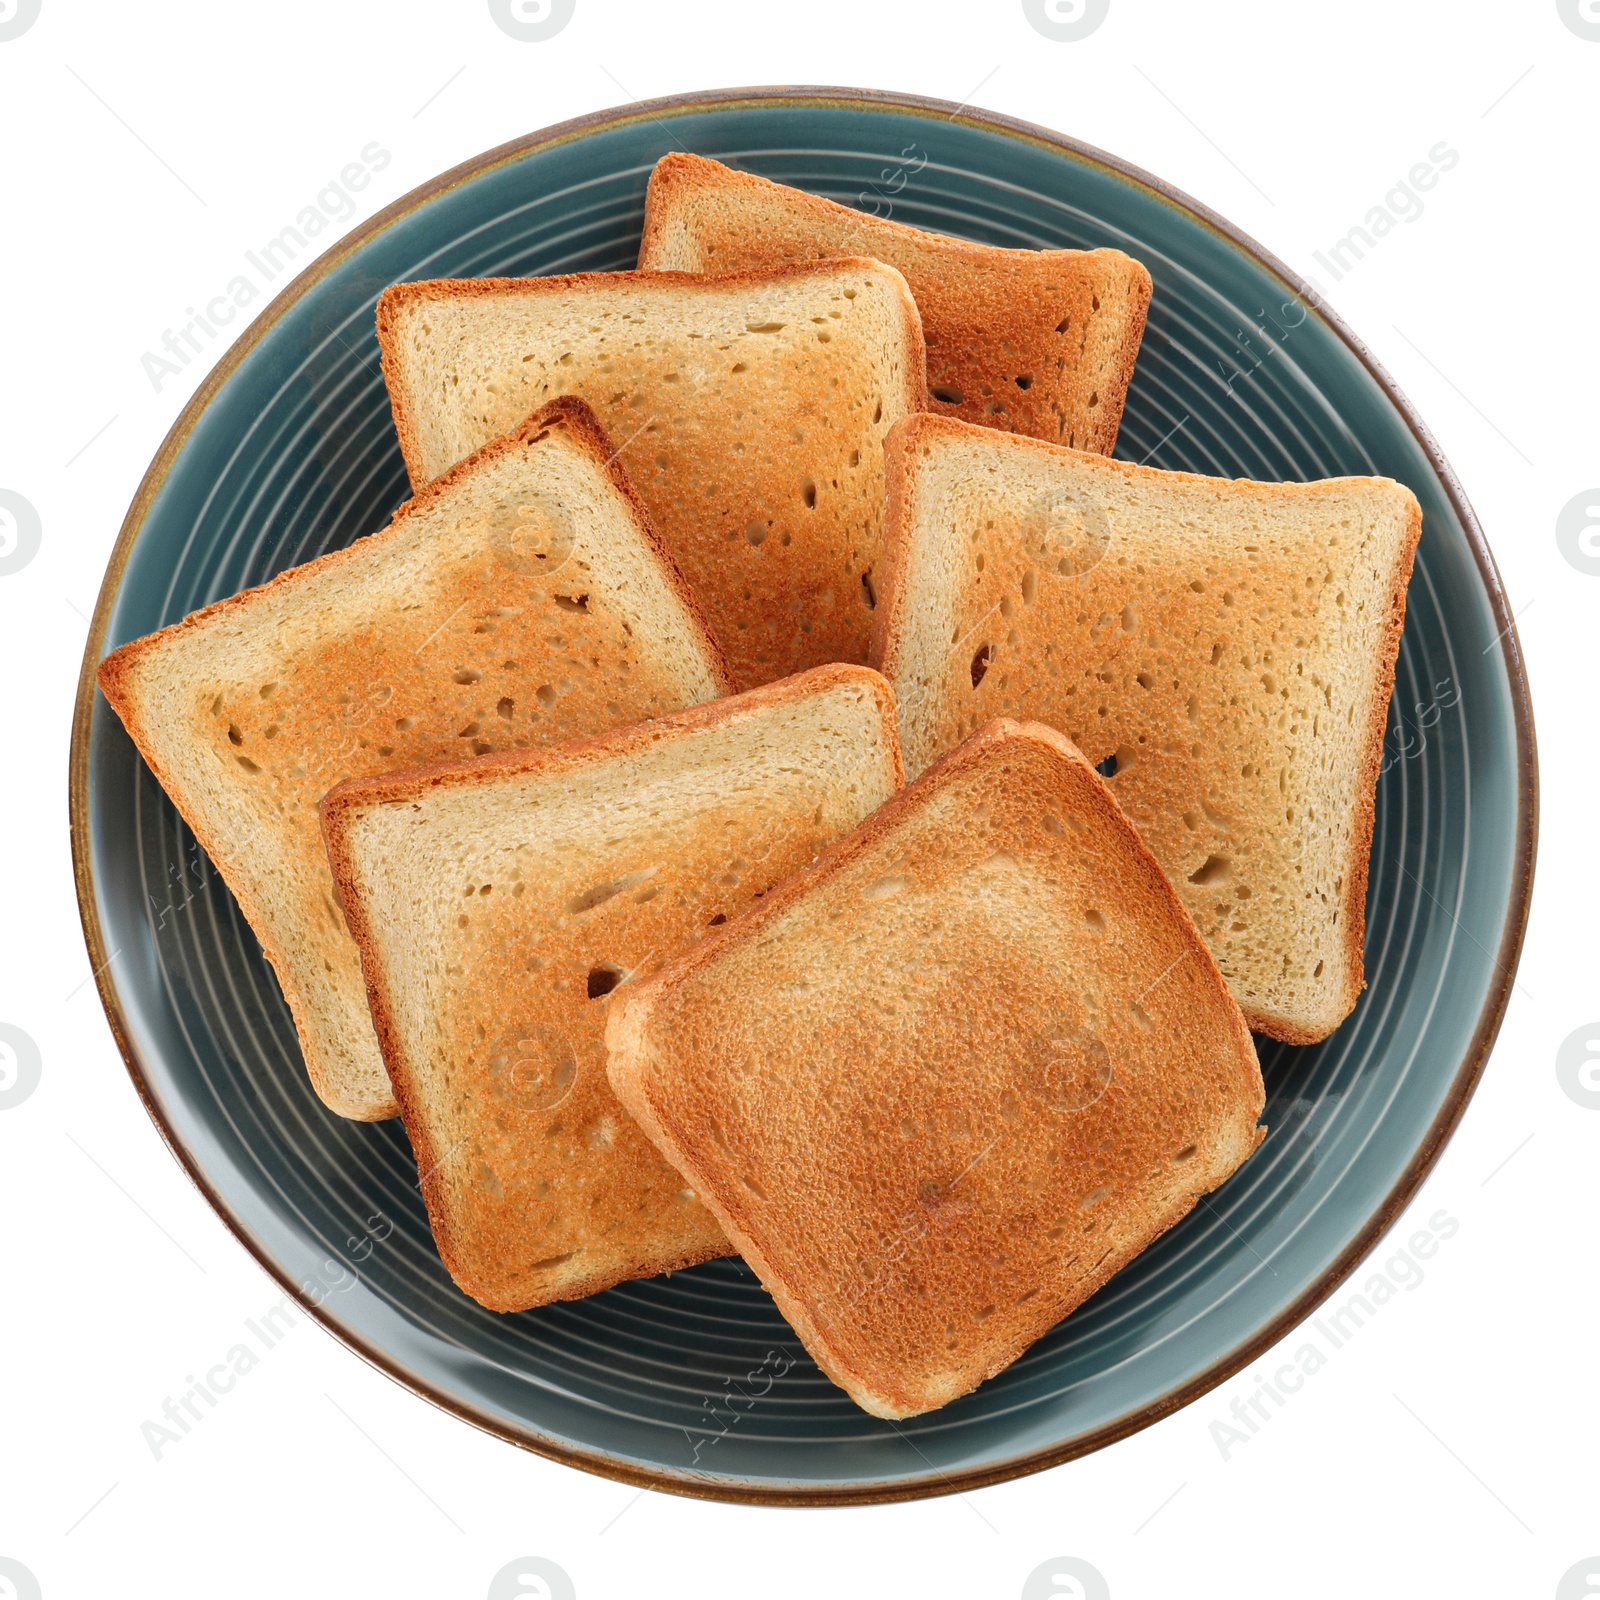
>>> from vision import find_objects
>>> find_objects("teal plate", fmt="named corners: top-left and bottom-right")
top-left (70, 88), bottom-right (1536, 1503)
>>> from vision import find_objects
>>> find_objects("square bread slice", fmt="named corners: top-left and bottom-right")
top-left (376, 260), bottom-right (926, 689)
top-left (98, 397), bottom-right (732, 1121)
top-left (637, 151), bottom-right (1151, 455)
top-left (606, 717), bottom-right (1265, 1418)
top-left (871, 413), bottom-right (1424, 1043)
top-left (319, 664), bottom-right (903, 1311)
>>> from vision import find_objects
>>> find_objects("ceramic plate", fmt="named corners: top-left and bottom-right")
top-left (70, 87), bottom-right (1535, 1503)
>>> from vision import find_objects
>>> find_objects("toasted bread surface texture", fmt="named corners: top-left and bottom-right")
top-left (377, 261), bottom-right (926, 688)
top-left (98, 398), bottom-right (731, 1120)
top-left (606, 719), bottom-right (1264, 1418)
top-left (872, 414), bottom-right (1423, 1043)
top-left (320, 666), bottom-right (903, 1310)
top-left (638, 152), bottom-right (1151, 455)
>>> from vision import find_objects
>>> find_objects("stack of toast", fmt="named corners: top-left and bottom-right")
top-left (101, 154), bottom-right (1421, 1418)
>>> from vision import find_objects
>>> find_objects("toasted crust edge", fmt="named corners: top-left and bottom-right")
top-left (96, 396), bottom-right (733, 1120)
top-left (605, 715), bottom-right (1262, 1416)
top-left (321, 664), bottom-right (902, 1308)
top-left (639, 151), bottom-right (1151, 456)
top-left (869, 413), bottom-right (1423, 1045)
top-left (376, 258), bottom-right (930, 490)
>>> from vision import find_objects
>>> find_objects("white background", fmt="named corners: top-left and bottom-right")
top-left (1, 3), bottom-right (1593, 1596)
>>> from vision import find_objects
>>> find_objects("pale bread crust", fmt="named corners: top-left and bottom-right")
top-left (376, 260), bottom-right (928, 689)
top-left (869, 413), bottom-right (1423, 1043)
top-left (606, 718), bottom-right (1264, 1418)
top-left (638, 151), bottom-right (1151, 455)
top-left (98, 397), bottom-right (733, 1119)
top-left (321, 665), bottom-right (903, 1310)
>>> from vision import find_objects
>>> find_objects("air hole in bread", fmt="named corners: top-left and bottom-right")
top-left (1095, 753), bottom-right (1118, 778)
top-left (394, 717), bottom-right (413, 731)
top-left (1088, 390), bottom-right (1100, 407)
top-left (554, 593), bottom-right (589, 612)
top-left (802, 479), bottom-right (817, 509)
top-left (973, 1304), bottom-right (996, 1321)
top-left (1056, 316), bottom-right (1071, 333)
top-left (1314, 959), bottom-right (1325, 978)
top-left (1172, 1144), bottom-right (1198, 1163)
top-left (741, 1174), bottom-right (768, 1198)
top-left (1136, 671), bottom-right (1154, 689)
top-left (258, 681), bottom-right (278, 699)
top-left (849, 448), bottom-right (861, 467)
top-left (746, 321), bottom-right (785, 333)
top-left (536, 684), bottom-right (557, 710)
top-left (1079, 1186), bottom-right (1111, 1210)
top-left (453, 668), bottom-right (482, 685)
top-left (1021, 568), bottom-right (1038, 605)
top-left (1015, 374), bottom-right (1033, 390)
top-left (227, 724), bottom-right (243, 745)
top-left (1189, 855), bottom-right (1230, 885)
top-left (234, 755), bottom-right (260, 774)
top-left (930, 385), bottom-right (964, 405)
top-left (1084, 909), bottom-right (1106, 932)
top-left (529, 1251), bottom-right (580, 1272)
top-left (708, 913), bottom-right (727, 926)
top-left (860, 571), bottom-right (876, 609)
top-left (1041, 814), bottom-right (1065, 836)
top-left (471, 740), bottom-right (491, 755)
top-left (731, 361), bottom-right (747, 373)
top-left (1016, 1287), bottom-right (1041, 1304)
top-left (745, 522), bottom-right (767, 546)
top-left (873, 400), bottom-right (883, 423)
top-left (496, 697), bottom-right (514, 720)
top-left (568, 870), bottom-right (652, 915)
top-left (970, 644), bottom-right (993, 689)
top-left (457, 721), bottom-right (480, 738)
top-left (633, 885), bottom-right (660, 905)
top-left (586, 965), bottom-right (622, 1000)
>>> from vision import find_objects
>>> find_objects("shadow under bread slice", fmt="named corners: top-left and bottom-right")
top-left (320, 665), bottom-right (903, 1311)
top-left (606, 717), bottom-right (1264, 1419)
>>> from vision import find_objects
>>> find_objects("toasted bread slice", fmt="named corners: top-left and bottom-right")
top-left (607, 718), bottom-right (1264, 1418)
top-left (871, 414), bottom-right (1423, 1043)
top-left (98, 397), bottom-right (732, 1120)
top-left (638, 152), bottom-right (1151, 455)
top-left (376, 261), bottom-right (926, 688)
top-left (320, 665), bottom-right (903, 1310)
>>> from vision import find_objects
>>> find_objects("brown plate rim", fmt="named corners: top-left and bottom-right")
top-left (67, 83), bottom-right (1539, 1507)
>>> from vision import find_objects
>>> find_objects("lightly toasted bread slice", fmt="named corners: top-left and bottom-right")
top-left (98, 397), bottom-right (732, 1121)
top-left (377, 260), bottom-right (925, 690)
top-left (319, 665), bottom-right (904, 1311)
top-left (606, 717), bottom-right (1265, 1418)
top-left (637, 151), bottom-right (1151, 456)
top-left (871, 413), bottom-right (1423, 1043)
